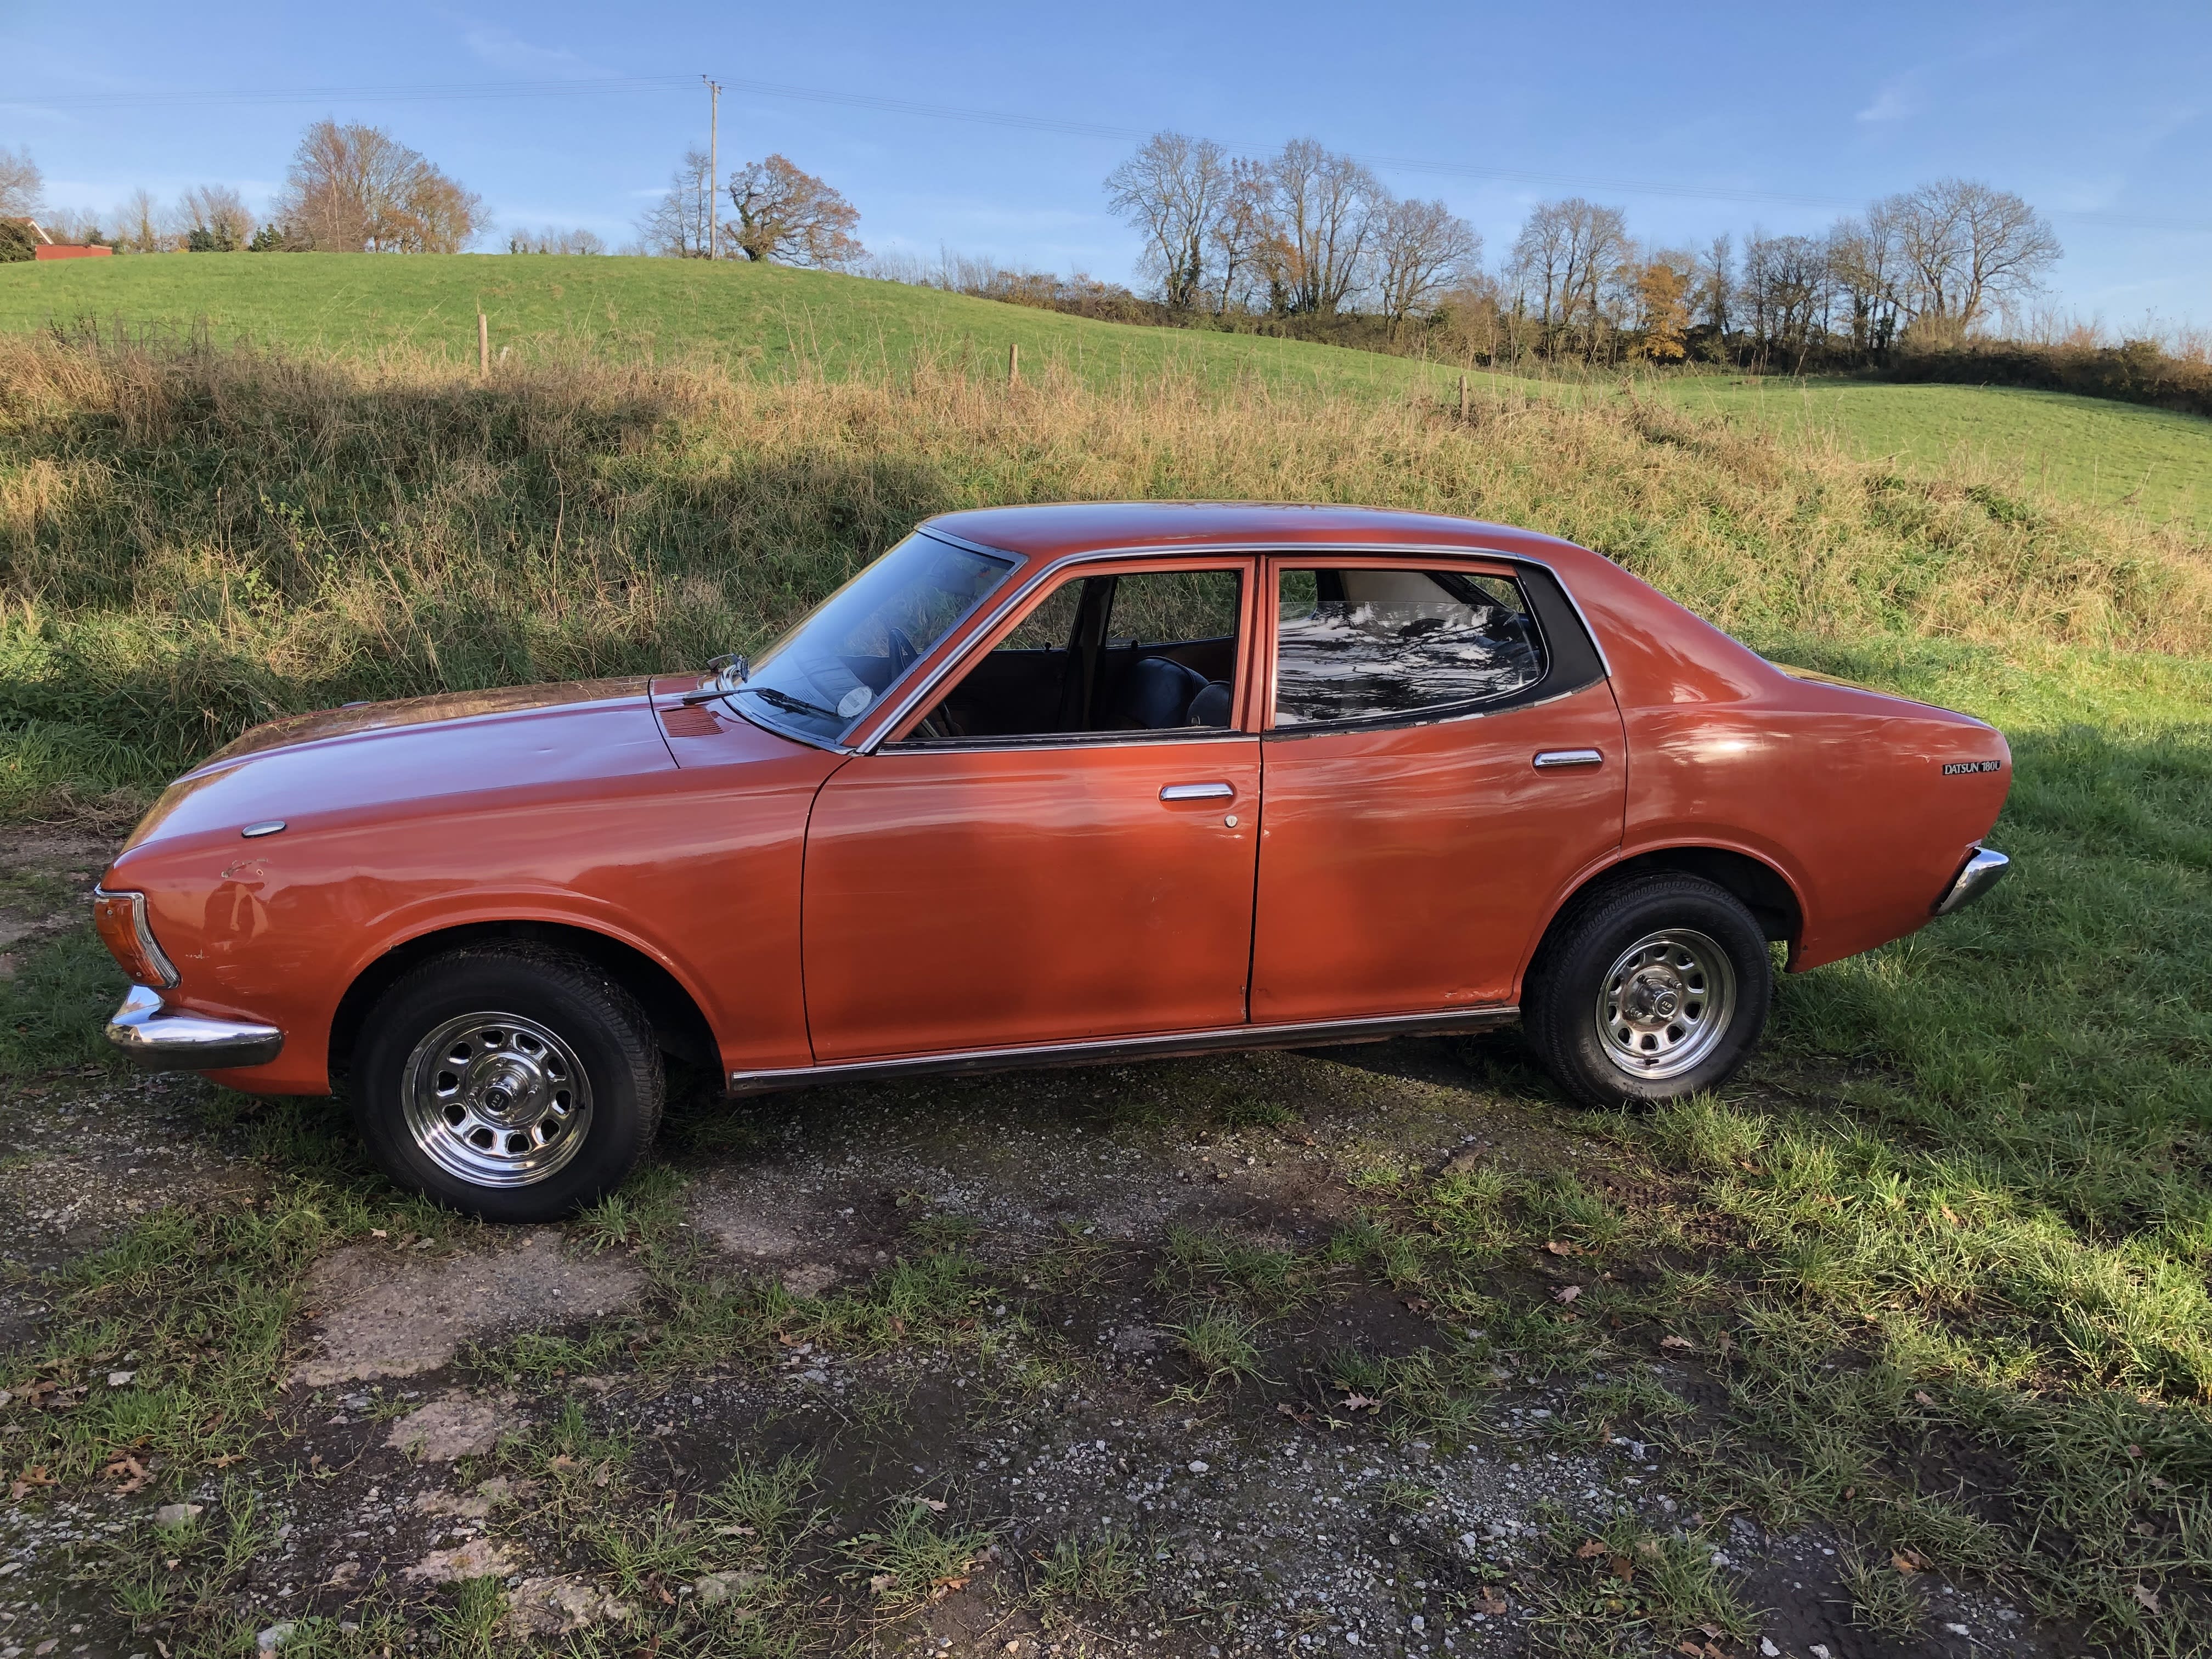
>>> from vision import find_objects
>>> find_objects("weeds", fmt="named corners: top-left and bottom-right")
top-left (1033, 1523), bottom-right (1144, 1624)
top-left (837, 1498), bottom-right (997, 1614)
top-left (1166, 1308), bottom-right (1269, 1396)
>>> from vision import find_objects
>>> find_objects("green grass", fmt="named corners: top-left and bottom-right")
top-left (1651, 375), bottom-right (2212, 535)
top-left (0, 250), bottom-right (1464, 400)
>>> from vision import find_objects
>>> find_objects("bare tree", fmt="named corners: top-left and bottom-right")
top-left (1692, 234), bottom-right (1733, 340)
top-left (1510, 199), bottom-right (1630, 351)
top-left (1370, 196), bottom-right (1479, 322)
top-left (274, 121), bottom-right (484, 253)
top-left (1205, 156), bottom-right (1277, 315)
top-left (726, 155), bottom-right (864, 268)
top-left (1268, 139), bottom-right (1381, 315)
top-left (1879, 179), bottom-right (2058, 331)
top-left (1826, 212), bottom-right (1902, 354)
top-left (0, 145), bottom-right (41, 218)
top-left (637, 147), bottom-right (718, 257)
top-left (115, 188), bottom-right (167, 253)
top-left (179, 184), bottom-right (254, 251)
top-left (1104, 131), bottom-right (1229, 311)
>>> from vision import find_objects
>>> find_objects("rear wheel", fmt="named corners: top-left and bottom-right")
top-left (1523, 873), bottom-right (1771, 1108)
top-left (353, 949), bottom-right (663, 1222)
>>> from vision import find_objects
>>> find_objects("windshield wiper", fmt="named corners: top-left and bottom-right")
top-left (679, 652), bottom-right (751, 705)
top-left (723, 683), bottom-right (843, 723)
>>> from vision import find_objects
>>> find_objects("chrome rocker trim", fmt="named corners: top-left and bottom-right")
top-left (729, 1005), bottom-right (1517, 1096)
top-left (1933, 847), bottom-right (2011, 917)
top-left (106, 985), bottom-right (285, 1071)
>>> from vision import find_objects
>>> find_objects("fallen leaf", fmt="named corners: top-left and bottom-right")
top-left (1340, 1393), bottom-right (1381, 1412)
top-left (546, 1454), bottom-right (577, 1470)
top-left (321, 1561), bottom-right (360, 1588)
top-left (2126, 1443), bottom-right (2143, 1458)
top-left (1543, 1240), bottom-right (1583, 1256)
top-left (1607, 1554), bottom-right (1635, 1580)
top-left (2131, 1583), bottom-right (2160, 1613)
top-left (868, 1573), bottom-right (896, 1594)
top-left (1679, 1645), bottom-right (1705, 1657)
top-left (370, 1228), bottom-right (388, 1239)
top-left (1913, 1390), bottom-right (1934, 1406)
top-left (917, 1498), bottom-right (947, 1513)
top-left (930, 1575), bottom-right (971, 1595)
top-left (1575, 1539), bottom-right (1607, 1559)
top-left (10, 1466), bottom-right (57, 1500)
top-left (2148, 1475), bottom-right (2172, 1491)
top-left (104, 1456), bottom-right (150, 1494)
top-left (1555, 1285), bottom-right (1582, 1304)
top-left (207, 1453), bottom-right (245, 1469)
top-left (1940, 1205), bottom-right (1962, 1226)
top-left (1660, 1335), bottom-right (1695, 1351)
top-left (1473, 1588), bottom-right (1508, 1615)
top-left (1891, 1550), bottom-right (1923, 1575)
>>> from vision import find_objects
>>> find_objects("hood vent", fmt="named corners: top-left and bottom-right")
top-left (659, 704), bottom-right (723, 739)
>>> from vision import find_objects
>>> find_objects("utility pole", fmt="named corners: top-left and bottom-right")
top-left (703, 75), bottom-right (723, 260)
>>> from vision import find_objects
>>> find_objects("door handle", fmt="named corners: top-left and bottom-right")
top-left (1160, 781), bottom-right (1235, 801)
top-left (1532, 749), bottom-right (1605, 769)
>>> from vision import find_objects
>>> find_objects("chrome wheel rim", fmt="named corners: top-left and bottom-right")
top-left (400, 1011), bottom-right (593, 1188)
top-left (1594, 929), bottom-right (1736, 1080)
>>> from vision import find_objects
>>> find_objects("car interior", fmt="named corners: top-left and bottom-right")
top-left (905, 568), bottom-right (1243, 741)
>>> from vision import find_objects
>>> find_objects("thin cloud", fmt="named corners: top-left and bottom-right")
top-left (462, 24), bottom-right (597, 78)
top-left (1856, 75), bottom-right (1920, 124)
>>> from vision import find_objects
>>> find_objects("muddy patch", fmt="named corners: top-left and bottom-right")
top-left (296, 1233), bottom-right (645, 1385)
top-left (0, 832), bottom-right (109, 980)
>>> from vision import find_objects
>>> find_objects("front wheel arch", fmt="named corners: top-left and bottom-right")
top-left (328, 920), bottom-right (718, 1093)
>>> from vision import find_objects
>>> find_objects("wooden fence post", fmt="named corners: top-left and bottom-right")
top-left (478, 313), bottom-right (489, 375)
top-left (1457, 374), bottom-right (1469, 419)
top-left (1008, 341), bottom-right (1020, 384)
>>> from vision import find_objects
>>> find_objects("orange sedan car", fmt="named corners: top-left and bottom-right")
top-left (94, 504), bottom-right (2012, 1220)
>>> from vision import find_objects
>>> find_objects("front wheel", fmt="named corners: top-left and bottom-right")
top-left (1522, 873), bottom-right (1773, 1108)
top-left (352, 948), bottom-right (663, 1222)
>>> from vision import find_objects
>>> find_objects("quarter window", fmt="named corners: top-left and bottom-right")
top-left (1273, 567), bottom-right (1546, 727)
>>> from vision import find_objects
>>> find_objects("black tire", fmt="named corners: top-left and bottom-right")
top-left (1523, 873), bottom-right (1771, 1109)
top-left (352, 947), bottom-right (663, 1222)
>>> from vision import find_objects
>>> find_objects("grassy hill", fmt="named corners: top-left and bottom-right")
top-left (7, 252), bottom-right (2210, 540)
top-left (1651, 374), bottom-right (2212, 536)
top-left (0, 250), bottom-right (1462, 401)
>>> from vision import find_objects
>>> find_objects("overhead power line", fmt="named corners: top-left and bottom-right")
top-left (11, 72), bottom-right (2205, 234)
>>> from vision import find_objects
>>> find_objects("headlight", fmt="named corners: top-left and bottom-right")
top-left (92, 888), bottom-right (179, 988)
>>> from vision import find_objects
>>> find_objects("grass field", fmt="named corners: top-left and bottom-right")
top-left (2, 328), bottom-right (2210, 1655)
top-left (8, 251), bottom-right (2211, 539)
top-left (0, 250), bottom-right (1464, 400)
top-left (1651, 375), bottom-right (2212, 536)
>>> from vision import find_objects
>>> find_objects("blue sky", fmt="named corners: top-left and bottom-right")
top-left (5, 1), bottom-right (2208, 327)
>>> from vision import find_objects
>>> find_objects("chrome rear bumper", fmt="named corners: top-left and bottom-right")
top-left (106, 985), bottom-right (285, 1070)
top-left (1933, 846), bottom-right (2011, 917)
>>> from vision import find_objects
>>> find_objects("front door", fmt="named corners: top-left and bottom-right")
top-left (803, 562), bottom-right (1261, 1061)
top-left (1250, 558), bottom-right (1628, 1023)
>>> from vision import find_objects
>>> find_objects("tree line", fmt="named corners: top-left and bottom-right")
top-left (1, 128), bottom-right (539, 256)
top-left (1101, 132), bottom-right (2065, 370)
top-left (635, 148), bottom-right (865, 267)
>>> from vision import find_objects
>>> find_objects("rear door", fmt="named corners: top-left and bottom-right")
top-left (1249, 558), bottom-right (1627, 1023)
top-left (802, 559), bottom-right (1263, 1060)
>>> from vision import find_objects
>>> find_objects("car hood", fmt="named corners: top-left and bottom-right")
top-left (120, 677), bottom-right (674, 856)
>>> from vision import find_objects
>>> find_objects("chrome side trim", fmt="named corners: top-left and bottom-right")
top-left (1533, 748), bottom-right (1604, 769)
top-left (728, 1005), bottom-right (1517, 1096)
top-left (1933, 846), bottom-right (2010, 918)
top-left (105, 985), bottom-right (285, 1071)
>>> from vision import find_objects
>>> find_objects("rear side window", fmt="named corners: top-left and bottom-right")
top-left (1273, 567), bottom-right (1546, 726)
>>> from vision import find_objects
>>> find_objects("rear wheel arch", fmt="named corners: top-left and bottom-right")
top-left (329, 920), bottom-right (719, 1092)
top-left (1528, 845), bottom-right (1804, 986)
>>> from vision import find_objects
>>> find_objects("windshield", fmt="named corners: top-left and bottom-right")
top-left (730, 532), bottom-right (1017, 746)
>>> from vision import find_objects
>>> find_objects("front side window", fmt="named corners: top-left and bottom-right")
top-left (731, 533), bottom-right (1015, 746)
top-left (1273, 567), bottom-right (1546, 727)
top-left (901, 567), bottom-right (1243, 743)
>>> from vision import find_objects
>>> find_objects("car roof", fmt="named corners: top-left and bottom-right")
top-left (922, 501), bottom-right (1598, 568)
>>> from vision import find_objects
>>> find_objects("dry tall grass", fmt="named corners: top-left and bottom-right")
top-left (2, 333), bottom-right (2207, 812)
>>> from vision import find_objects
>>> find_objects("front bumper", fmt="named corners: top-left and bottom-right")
top-left (1933, 846), bottom-right (2011, 918)
top-left (106, 985), bottom-right (285, 1071)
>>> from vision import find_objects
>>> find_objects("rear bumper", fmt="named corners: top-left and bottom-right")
top-left (1933, 846), bottom-right (2011, 918)
top-left (106, 985), bottom-right (285, 1071)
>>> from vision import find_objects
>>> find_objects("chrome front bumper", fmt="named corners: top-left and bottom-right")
top-left (1933, 846), bottom-right (2011, 917)
top-left (106, 985), bottom-right (285, 1071)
